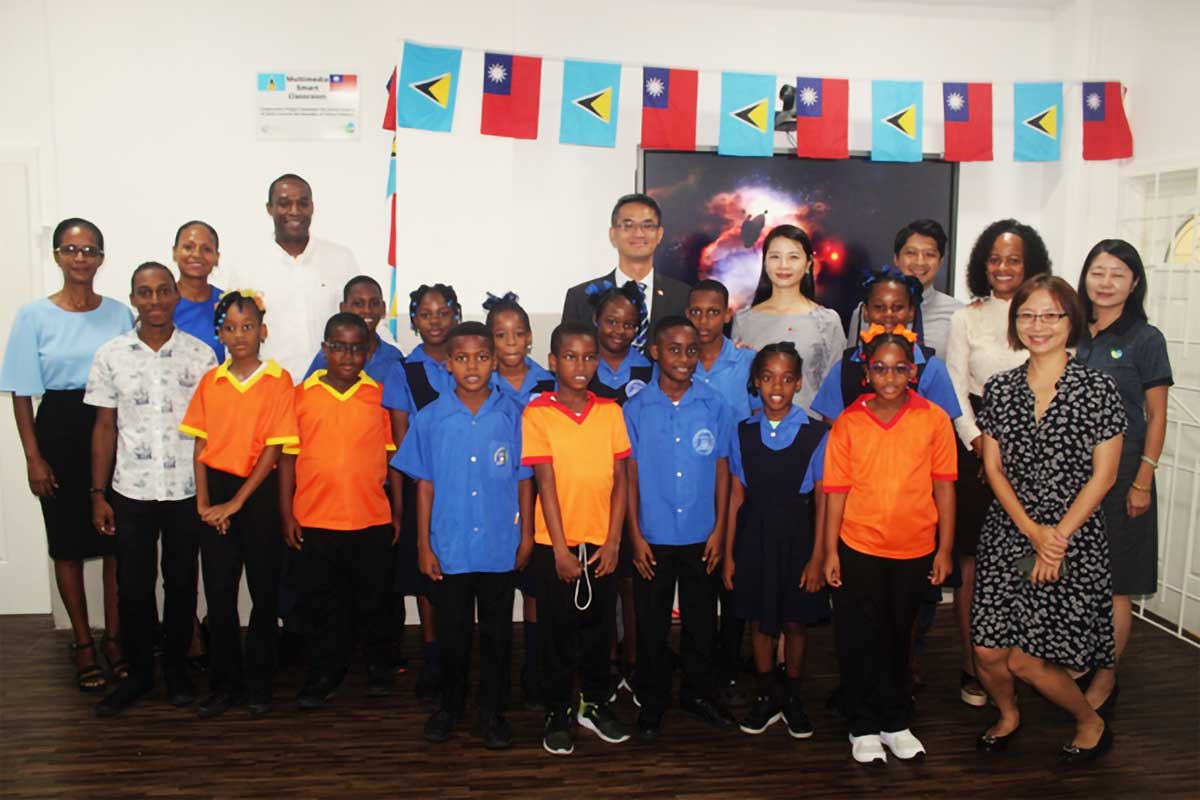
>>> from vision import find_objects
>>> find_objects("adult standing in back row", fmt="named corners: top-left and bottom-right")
top-left (561, 194), bottom-right (691, 351)
top-left (222, 174), bottom-right (359, 381)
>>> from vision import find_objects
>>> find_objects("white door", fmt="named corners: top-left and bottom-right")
top-left (0, 151), bottom-right (52, 615)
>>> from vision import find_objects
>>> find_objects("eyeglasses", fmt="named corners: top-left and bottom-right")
top-left (324, 342), bottom-right (369, 355)
top-left (1015, 311), bottom-right (1069, 326)
top-left (54, 245), bottom-right (103, 259)
top-left (615, 220), bottom-right (660, 233)
top-left (867, 362), bottom-right (916, 378)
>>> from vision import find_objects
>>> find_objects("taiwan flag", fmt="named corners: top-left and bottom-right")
top-left (942, 82), bottom-right (992, 162)
top-left (481, 53), bottom-right (542, 140)
top-left (641, 67), bottom-right (697, 151)
top-left (1082, 82), bottom-right (1132, 160)
top-left (794, 77), bottom-right (848, 159)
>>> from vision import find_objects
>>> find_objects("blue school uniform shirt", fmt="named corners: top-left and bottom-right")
top-left (595, 348), bottom-right (652, 395)
top-left (0, 297), bottom-right (134, 395)
top-left (810, 343), bottom-right (961, 422)
top-left (173, 285), bottom-right (224, 362)
top-left (381, 344), bottom-right (456, 413)
top-left (392, 389), bottom-right (531, 574)
top-left (624, 380), bottom-right (733, 546)
top-left (730, 405), bottom-right (825, 493)
top-left (304, 334), bottom-right (405, 385)
top-left (694, 337), bottom-right (758, 421)
top-left (488, 357), bottom-right (555, 406)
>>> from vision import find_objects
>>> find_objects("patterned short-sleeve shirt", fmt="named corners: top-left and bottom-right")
top-left (84, 328), bottom-right (217, 501)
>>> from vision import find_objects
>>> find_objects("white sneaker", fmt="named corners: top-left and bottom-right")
top-left (849, 733), bottom-right (887, 764)
top-left (880, 728), bottom-right (926, 760)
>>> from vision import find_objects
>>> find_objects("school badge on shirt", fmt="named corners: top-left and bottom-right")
top-left (692, 428), bottom-right (715, 456)
top-left (493, 445), bottom-right (509, 466)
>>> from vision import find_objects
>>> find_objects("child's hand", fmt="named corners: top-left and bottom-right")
top-left (721, 557), bottom-right (735, 592)
top-left (282, 516), bottom-right (304, 550)
top-left (589, 540), bottom-right (619, 578)
top-left (800, 557), bottom-right (825, 592)
top-left (823, 554), bottom-right (842, 588)
top-left (701, 531), bottom-right (723, 575)
top-left (91, 494), bottom-right (116, 536)
top-left (27, 456), bottom-right (58, 498)
top-left (418, 543), bottom-right (443, 581)
top-left (515, 538), bottom-right (534, 572)
top-left (390, 511), bottom-right (403, 546)
top-left (554, 546), bottom-right (582, 583)
top-left (202, 500), bottom-right (241, 534)
top-left (631, 537), bottom-right (656, 580)
top-left (929, 551), bottom-right (952, 586)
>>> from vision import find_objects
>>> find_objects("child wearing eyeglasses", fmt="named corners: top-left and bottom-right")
top-left (821, 325), bottom-right (956, 764)
top-left (279, 313), bottom-right (402, 710)
top-left (304, 276), bottom-right (404, 384)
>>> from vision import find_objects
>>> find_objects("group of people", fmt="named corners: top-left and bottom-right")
top-left (0, 179), bottom-right (1172, 767)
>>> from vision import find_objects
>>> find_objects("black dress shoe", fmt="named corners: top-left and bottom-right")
top-left (680, 696), bottom-right (736, 728)
top-left (1058, 723), bottom-right (1113, 764)
top-left (96, 681), bottom-right (152, 717)
top-left (197, 691), bottom-right (236, 719)
top-left (298, 675), bottom-right (342, 710)
top-left (478, 710), bottom-right (514, 750)
top-left (424, 709), bottom-right (458, 743)
top-left (976, 723), bottom-right (1021, 752)
top-left (367, 666), bottom-right (394, 698)
top-left (247, 695), bottom-right (273, 717)
top-left (168, 684), bottom-right (197, 708)
top-left (636, 710), bottom-right (663, 740)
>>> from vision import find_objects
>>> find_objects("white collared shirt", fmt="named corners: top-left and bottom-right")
top-left (945, 295), bottom-right (1029, 447)
top-left (616, 265), bottom-right (654, 321)
top-left (221, 236), bottom-right (359, 382)
top-left (84, 328), bottom-right (218, 501)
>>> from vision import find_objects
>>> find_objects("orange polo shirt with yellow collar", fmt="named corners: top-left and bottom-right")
top-left (179, 359), bottom-right (299, 478)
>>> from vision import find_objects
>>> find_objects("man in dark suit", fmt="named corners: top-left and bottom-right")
top-left (561, 193), bottom-right (691, 350)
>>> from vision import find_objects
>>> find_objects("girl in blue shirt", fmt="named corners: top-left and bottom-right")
top-left (0, 218), bottom-right (134, 693)
top-left (171, 220), bottom-right (224, 362)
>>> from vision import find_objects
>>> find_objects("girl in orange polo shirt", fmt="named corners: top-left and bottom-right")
top-left (822, 325), bottom-right (956, 765)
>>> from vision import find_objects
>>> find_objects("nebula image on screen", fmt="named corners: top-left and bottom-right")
top-left (642, 151), bottom-right (958, 327)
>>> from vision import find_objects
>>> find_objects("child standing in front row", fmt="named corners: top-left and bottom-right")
top-left (383, 283), bottom-right (460, 702)
top-left (484, 291), bottom-right (555, 710)
top-left (179, 290), bottom-right (298, 719)
top-left (723, 342), bottom-right (829, 739)
top-left (394, 321), bottom-right (533, 750)
top-left (523, 322), bottom-right (633, 756)
top-left (624, 316), bottom-right (737, 738)
top-left (280, 313), bottom-right (403, 711)
top-left (822, 326), bottom-right (956, 764)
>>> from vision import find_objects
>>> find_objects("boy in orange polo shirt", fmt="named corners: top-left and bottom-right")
top-left (822, 326), bottom-right (956, 764)
top-left (279, 313), bottom-right (402, 710)
top-left (523, 321), bottom-right (633, 756)
top-left (179, 290), bottom-right (298, 719)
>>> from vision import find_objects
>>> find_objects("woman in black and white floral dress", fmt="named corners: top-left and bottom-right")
top-left (971, 275), bottom-right (1126, 765)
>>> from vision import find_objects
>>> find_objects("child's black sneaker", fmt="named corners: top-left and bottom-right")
top-left (577, 697), bottom-right (631, 743)
top-left (367, 666), bottom-right (394, 698)
top-left (477, 710), bottom-right (513, 750)
top-left (543, 709), bottom-right (575, 755)
top-left (739, 694), bottom-right (783, 735)
top-left (782, 695), bottom-right (814, 739)
top-left (423, 708), bottom-right (457, 743)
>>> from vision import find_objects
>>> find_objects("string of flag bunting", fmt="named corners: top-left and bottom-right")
top-left (385, 40), bottom-right (1133, 163)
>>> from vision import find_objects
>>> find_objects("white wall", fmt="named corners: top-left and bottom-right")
top-left (1, 0), bottom-right (1189, 620)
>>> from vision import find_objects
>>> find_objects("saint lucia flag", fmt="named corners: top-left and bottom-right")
top-left (560, 60), bottom-right (622, 147)
top-left (1014, 82), bottom-right (1062, 162)
top-left (396, 42), bottom-right (461, 132)
top-left (871, 80), bottom-right (923, 162)
top-left (718, 72), bottom-right (775, 157)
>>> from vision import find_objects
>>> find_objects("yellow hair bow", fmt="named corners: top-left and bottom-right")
top-left (219, 288), bottom-right (267, 314)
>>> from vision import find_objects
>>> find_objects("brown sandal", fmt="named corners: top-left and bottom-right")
top-left (70, 640), bottom-right (108, 693)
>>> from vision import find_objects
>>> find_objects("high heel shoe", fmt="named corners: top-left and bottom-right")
top-left (976, 723), bottom-right (1021, 752)
top-left (1058, 722), bottom-right (1113, 764)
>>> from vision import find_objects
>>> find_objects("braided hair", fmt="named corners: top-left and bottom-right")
top-left (408, 283), bottom-right (459, 332)
top-left (860, 327), bottom-right (916, 363)
top-left (586, 279), bottom-right (648, 330)
top-left (213, 289), bottom-right (266, 337)
top-left (482, 291), bottom-right (530, 330)
top-left (861, 264), bottom-right (926, 341)
top-left (747, 341), bottom-right (803, 396)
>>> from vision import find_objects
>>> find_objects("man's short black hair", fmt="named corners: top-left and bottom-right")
top-left (324, 311), bottom-right (369, 341)
top-left (550, 321), bottom-right (598, 356)
top-left (267, 173), bottom-right (311, 203)
top-left (446, 321), bottom-right (495, 352)
top-left (610, 193), bottom-right (662, 227)
top-left (342, 274), bottom-right (383, 302)
top-left (130, 261), bottom-right (176, 293)
top-left (893, 219), bottom-right (948, 257)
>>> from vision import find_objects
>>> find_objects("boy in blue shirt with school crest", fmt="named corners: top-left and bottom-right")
top-left (623, 316), bottom-right (738, 738)
top-left (393, 322), bottom-right (533, 750)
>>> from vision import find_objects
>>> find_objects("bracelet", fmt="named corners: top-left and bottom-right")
top-left (89, 487), bottom-right (106, 494)
top-left (1130, 482), bottom-right (1151, 493)
top-left (1140, 455), bottom-right (1159, 469)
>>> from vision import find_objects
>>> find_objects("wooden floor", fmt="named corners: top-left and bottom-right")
top-left (0, 614), bottom-right (1196, 799)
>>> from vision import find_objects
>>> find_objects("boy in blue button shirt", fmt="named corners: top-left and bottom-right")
top-left (393, 321), bottom-right (533, 750)
top-left (624, 316), bottom-right (737, 738)
top-left (685, 279), bottom-right (757, 422)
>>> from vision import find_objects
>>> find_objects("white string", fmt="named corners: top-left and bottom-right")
top-left (573, 542), bottom-right (593, 611)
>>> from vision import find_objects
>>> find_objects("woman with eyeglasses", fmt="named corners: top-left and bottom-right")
top-left (1073, 240), bottom-right (1172, 719)
top-left (0, 218), bottom-right (134, 693)
top-left (944, 219), bottom-right (1051, 708)
top-left (730, 225), bottom-right (846, 416)
top-left (971, 275), bottom-right (1124, 764)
